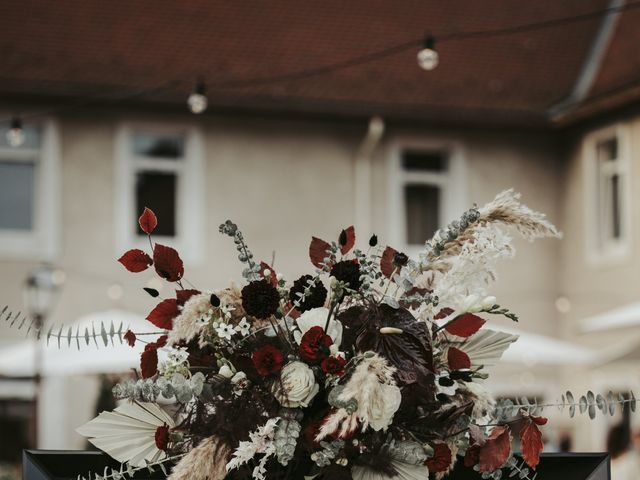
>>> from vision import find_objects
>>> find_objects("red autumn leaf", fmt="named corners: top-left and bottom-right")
top-left (259, 261), bottom-right (278, 287)
top-left (123, 330), bottom-right (136, 347)
top-left (339, 226), bottom-right (356, 255)
top-left (520, 419), bottom-right (544, 469)
top-left (153, 244), bottom-right (184, 282)
top-left (464, 445), bottom-right (480, 467)
top-left (176, 289), bottom-right (200, 306)
top-left (309, 236), bottom-right (332, 269)
top-left (146, 299), bottom-right (179, 330)
top-left (118, 249), bottom-right (152, 273)
top-left (140, 334), bottom-right (168, 378)
top-left (479, 426), bottom-right (512, 472)
top-left (380, 246), bottom-right (398, 278)
top-left (434, 307), bottom-right (454, 320)
top-left (140, 348), bottom-right (158, 378)
top-left (138, 207), bottom-right (158, 234)
top-left (447, 347), bottom-right (471, 370)
top-left (424, 443), bottom-right (452, 473)
top-left (444, 313), bottom-right (486, 337)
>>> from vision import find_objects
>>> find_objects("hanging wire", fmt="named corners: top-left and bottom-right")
top-left (1, 0), bottom-right (639, 123)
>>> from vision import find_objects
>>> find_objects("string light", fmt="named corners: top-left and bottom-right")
top-left (7, 116), bottom-right (25, 147)
top-left (187, 78), bottom-right (208, 114)
top-left (417, 35), bottom-right (439, 71)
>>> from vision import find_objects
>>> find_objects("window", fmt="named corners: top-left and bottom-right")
top-left (388, 141), bottom-right (467, 250)
top-left (584, 124), bottom-right (631, 264)
top-left (115, 124), bottom-right (204, 264)
top-left (0, 120), bottom-right (59, 259)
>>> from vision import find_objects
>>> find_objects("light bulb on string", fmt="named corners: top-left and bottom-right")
top-left (187, 78), bottom-right (208, 114)
top-left (417, 35), bottom-right (439, 71)
top-left (7, 116), bottom-right (25, 147)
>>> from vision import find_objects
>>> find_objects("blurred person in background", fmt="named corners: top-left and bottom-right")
top-left (607, 409), bottom-right (638, 480)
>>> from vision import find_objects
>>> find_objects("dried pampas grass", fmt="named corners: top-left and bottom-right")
top-left (168, 436), bottom-right (230, 480)
top-left (317, 354), bottom-right (401, 441)
top-left (479, 189), bottom-right (561, 241)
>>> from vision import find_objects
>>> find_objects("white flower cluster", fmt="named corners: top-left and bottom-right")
top-left (226, 417), bottom-right (281, 480)
top-left (432, 225), bottom-right (514, 312)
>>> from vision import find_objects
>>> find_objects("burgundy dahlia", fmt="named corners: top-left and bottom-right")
top-left (330, 260), bottom-right (362, 291)
top-left (289, 275), bottom-right (327, 312)
top-left (241, 279), bottom-right (280, 319)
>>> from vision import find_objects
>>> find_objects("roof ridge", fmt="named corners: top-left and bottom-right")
top-left (549, 0), bottom-right (625, 120)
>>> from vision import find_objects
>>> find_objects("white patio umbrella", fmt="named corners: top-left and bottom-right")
top-left (0, 309), bottom-right (160, 377)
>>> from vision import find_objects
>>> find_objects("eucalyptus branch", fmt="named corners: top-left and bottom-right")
top-left (75, 453), bottom-right (185, 480)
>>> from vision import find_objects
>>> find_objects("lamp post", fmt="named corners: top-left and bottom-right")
top-left (23, 264), bottom-right (64, 448)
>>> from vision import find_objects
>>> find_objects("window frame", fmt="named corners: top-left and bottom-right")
top-left (387, 137), bottom-right (468, 254)
top-left (0, 118), bottom-right (60, 260)
top-left (114, 122), bottom-right (205, 265)
top-left (583, 123), bottom-right (632, 266)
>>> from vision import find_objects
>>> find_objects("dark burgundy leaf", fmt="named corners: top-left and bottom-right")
top-left (464, 446), bottom-right (480, 467)
top-left (309, 236), bottom-right (332, 269)
top-left (339, 226), bottom-right (355, 255)
top-left (140, 335), bottom-right (166, 379)
top-left (176, 289), bottom-right (200, 306)
top-left (138, 207), bottom-right (158, 234)
top-left (424, 442), bottom-right (452, 473)
top-left (520, 419), bottom-right (544, 469)
top-left (118, 249), bottom-right (152, 273)
top-left (124, 330), bottom-right (136, 347)
top-left (447, 347), bottom-right (471, 370)
top-left (259, 261), bottom-right (278, 287)
top-left (153, 244), bottom-right (184, 282)
top-left (479, 426), bottom-right (511, 472)
top-left (210, 293), bottom-right (221, 307)
top-left (146, 299), bottom-right (179, 330)
top-left (434, 307), bottom-right (454, 320)
top-left (380, 246), bottom-right (398, 278)
top-left (140, 348), bottom-right (158, 378)
top-left (444, 313), bottom-right (486, 338)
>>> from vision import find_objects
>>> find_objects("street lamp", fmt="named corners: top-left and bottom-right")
top-left (22, 264), bottom-right (64, 448)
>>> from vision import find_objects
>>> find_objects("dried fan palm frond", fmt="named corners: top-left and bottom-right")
top-left (77, 402), bottom-right (175, 467)
top-left (168, 436), bottom-right (230, 480)
top-left (460, 329), bottom-right (519, 367)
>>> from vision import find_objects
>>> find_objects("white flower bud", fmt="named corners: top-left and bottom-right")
top-left (218, 365), bottom-right (234, 378)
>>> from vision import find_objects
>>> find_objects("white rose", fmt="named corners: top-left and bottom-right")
top-left (272, 361), bottom-right (319, 408)
top-left (367, 383), bottom-right (402, 431)
top-left (294, 307), bottom-right (343, 347)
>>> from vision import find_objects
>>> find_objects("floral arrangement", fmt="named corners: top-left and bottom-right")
top-left (59, 190), bottom-right (620, 480)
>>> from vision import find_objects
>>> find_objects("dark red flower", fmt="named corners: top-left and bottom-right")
top-left (321, 356), bottom-right (347, 376)
top-left (154, 425), bottom-right (170, 450)
top-left (252, 345), bottom-right (284, 376)
top-left (124, 330), bottom-right (136, 347)
top-left (299, 326), bottom-right (333, 363)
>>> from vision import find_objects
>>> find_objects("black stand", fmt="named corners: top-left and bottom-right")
top-left (23, 450), bottom-right (610, 480)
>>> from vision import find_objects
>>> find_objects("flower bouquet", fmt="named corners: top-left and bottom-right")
top-left (58, 191), bottom-right (628, 480)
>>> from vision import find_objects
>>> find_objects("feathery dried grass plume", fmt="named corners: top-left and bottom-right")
top-left (168, 436), bottom-right (230, 480)
top-left (317, 354), bottom-right (401, 441)
top-left (423, 189), bottom-right (560, 266)
top-left (479, 189), bottom-right (561, 241)
top-left (168, 293), bottom-right (212, 346)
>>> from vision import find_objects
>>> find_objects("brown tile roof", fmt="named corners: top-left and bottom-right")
top-left (0, 0), bottom-right (637, 126)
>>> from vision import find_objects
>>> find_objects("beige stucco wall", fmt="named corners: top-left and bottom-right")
top-left (0, 112), bottom-right (564, 448)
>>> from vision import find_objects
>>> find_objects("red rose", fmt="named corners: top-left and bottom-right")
top-left (299, 326), bottom-right (333, 363)
top-left (252, 345), bottom-right (284, 376)
top-left (321, 356), bottom-right (347, 376)
top-left (155, 425), bottom-right (170, 450)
